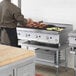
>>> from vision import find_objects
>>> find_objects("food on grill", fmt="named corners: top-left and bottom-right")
top-left (39, 23), bottom-right (47, 28)
top-left (25, 19), bottom-right (64, 31)
top-left (57, 28), bottom-right (64, 31)
top-left (26, 19), bottom-right (47, 28)
top-left (32, 22), bottom-right (40, 27)
top-left (27, 18), bottom-right (33, 24)
top-left (46, 27), bottom-right (64, 31)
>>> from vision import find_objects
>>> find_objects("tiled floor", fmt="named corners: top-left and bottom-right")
top-left (36, 65), bottom-right (74, 76)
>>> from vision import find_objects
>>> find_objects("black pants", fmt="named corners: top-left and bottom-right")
top-left (1, 27), bottom-right (18, 47)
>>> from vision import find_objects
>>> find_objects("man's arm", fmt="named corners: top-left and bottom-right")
top-left (13, 7), bottom-right (27, 26)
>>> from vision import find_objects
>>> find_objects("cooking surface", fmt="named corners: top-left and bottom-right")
top-left (23, 25), bottom-right (64, 32)
top-left (0, 44), bottom-right (35, 67)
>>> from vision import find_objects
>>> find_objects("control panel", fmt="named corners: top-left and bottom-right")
top-left (17, 28), bottom-right (59, 44)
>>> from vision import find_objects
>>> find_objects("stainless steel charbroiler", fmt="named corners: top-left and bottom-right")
top-left (17, 22), bottom-right (73, 47)
top-left (17, 22), bottom-right (73, 76)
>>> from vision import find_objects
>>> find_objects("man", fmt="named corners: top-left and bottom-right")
top-left (0, 0), bottom-right (28, 47)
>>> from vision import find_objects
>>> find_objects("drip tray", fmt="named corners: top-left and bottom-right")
top-left (24, 41), bottom-right (58, 48)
